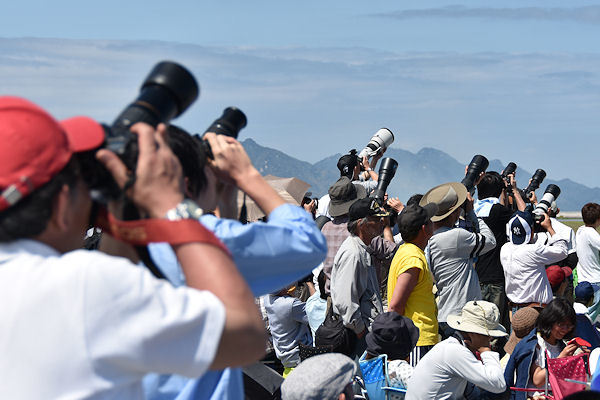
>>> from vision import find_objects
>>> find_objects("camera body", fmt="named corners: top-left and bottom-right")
top-left (461, 154), bottom-right (489, 193)
top-left (524, 169), bottom-right (546, 202)
top-left (358, 128), bottom-right (394, 159)
top-left (79, 61), bottom-right (199, 202)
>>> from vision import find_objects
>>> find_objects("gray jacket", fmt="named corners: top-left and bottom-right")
top-left (330, 235), bottom-right (383, 334)
top-left (426, 210), bottom-right (496, 322)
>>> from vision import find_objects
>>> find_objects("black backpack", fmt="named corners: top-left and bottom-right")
top-left (314, 297), bottom-right (356, 357)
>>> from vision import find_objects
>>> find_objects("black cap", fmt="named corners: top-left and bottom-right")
top-left (397, 203), bottom-right (438, 232)
top-left (366, 312), bottom-right (420, 360)
top-left (337, 150), bottom-right (360, 176)
top-left (348, 197), bottom-right (390, 222)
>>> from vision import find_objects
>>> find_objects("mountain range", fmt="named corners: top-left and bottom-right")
top-left (242, 138), bottom-right (599, 212)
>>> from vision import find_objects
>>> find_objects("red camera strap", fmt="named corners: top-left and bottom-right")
top-left (96, 208), bottom-right (231, 257)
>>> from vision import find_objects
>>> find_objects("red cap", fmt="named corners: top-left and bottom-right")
top-left (546, 265), bottom-right (573, 289)
top-left (0, 96), bottom-right (105, 211)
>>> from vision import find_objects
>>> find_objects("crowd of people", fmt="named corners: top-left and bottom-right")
top-left (1, 95), bottom-right (600, 400)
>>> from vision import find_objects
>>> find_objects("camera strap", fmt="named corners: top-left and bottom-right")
top-left (96, 207), bottom-right (231, 256)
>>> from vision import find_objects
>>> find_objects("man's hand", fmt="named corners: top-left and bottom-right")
top-left (204, 132), bottom-right (255, 186)
top-left (303, 199), bottom-right (316, 214)
top-left (370, 149), bottom-right (384, 169)
top-left (387, 197), bottom-right (404, 213)
top-left (96, 123), bottom-right (184, 218)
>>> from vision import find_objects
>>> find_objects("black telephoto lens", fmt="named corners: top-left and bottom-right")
top-left (545, 184), bottom-right (561, 199)
top-left (525, 169), bottom-right (547, 195)
top-left (502, 162), bottom-right (517, 178)
top-left (372, 157), bottom-right (398, 201)
top-left (461, 154), bottom-right (489, 192)
top-left (197, 107), bottom-right (248, 160)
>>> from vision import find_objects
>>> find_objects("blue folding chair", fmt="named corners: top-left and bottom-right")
top-left (358, 352), bottom-right (407, 400)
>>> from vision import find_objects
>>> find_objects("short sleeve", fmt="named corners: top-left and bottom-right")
top-left (397, 256), bottom-right (425, 276)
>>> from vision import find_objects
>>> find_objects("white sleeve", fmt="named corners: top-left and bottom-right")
top-left (80, 252), bottom-right (226, 378)
top-left (447, 346), bottom-right (506, 394)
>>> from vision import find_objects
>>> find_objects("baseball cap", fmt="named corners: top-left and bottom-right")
top-left (0, 96), bottom-right (105, 211)
top-left (366, 311), bottom-right (420, 360)
top-left (397, 203), bottom-right (438, 233)
top-left (546, 265), bottom-right (572, 290)
top-left (447, 300), bottom-right (507, 338)
top-left (348, 197), bottom-right (390, 222)
top-left (420, 182), bottom-right (468, 222)
top-left (575, 281), bottom-right (595, 302)
top-left (328, 177), bottom-right (367, 217)
top-left (337, 150), bottom-right (360, 176)
top-left (281, 353), bottom-right (356, 400)
top-left (506, 211), bottom-right (534, 245)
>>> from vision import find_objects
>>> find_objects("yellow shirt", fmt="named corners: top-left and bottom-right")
top-left (387, 242), bottom-right (439, 346)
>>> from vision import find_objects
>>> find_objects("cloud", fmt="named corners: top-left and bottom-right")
top-left (1, 38), bottom-right (600, 187)
top-left (373, 5), bottom-right (600, 25)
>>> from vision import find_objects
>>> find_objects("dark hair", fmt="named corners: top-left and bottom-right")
top-left (399, 224), bottom-right (420, 243)
top-left (477, 171), bottom-right (503, 199)
top-left (166, 124), bottom-right (207, 198)
top-left (317, 270), bottom-right (327, 300)
top-left (406, 194), bottom-right (423, 207)
top-left (347, 219), bottom-right (360, 236)
top-left (582, 203), bottom-right (600, 226)
top-left (535, 297), bottom-right (576, 340)
top-left (0, 159), bottom-right (80, 242)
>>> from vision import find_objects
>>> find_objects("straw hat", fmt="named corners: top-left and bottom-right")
top-left (447, 301), bottom-right (507, 338)
top-left (419, 182), bottom-right (468, 222)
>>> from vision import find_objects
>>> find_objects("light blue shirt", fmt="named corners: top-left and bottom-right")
top-left (143, 203), bottom-right (327, 400)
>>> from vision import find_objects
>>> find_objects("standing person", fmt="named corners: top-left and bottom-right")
top-left (264, 285), bottom-right (313, 378)
top-left (330, 197), bottom-right (388, 358)
top-left (475, 171), bottom-right (526, 331)
top-left (406, 301), bottom-right (508, 400)
top-left (501, 210), bottom-right (568, 311)
top-left (420, 182), bottom-right (496, 339)
top-left (0, 97), bottom-right (265, 398)
top-left (576, 203), bottom-right (600, 298)
top-left (387, 203), bottom-right (439, 366)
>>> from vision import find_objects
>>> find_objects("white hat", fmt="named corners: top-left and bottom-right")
top-left (447, 301), bottom-right (508, 338)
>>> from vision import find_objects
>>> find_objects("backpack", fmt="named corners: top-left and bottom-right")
top-left (314, 297), bottom-right (356, 357)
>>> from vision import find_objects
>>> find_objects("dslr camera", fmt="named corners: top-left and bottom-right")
top-left (532, 184), bottom-right (561, 229)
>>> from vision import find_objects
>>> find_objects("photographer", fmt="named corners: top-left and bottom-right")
top-left (142, 125), bottom-right (327, 399)
top-left (316, 149), bottom-right (383, 219)
top-left (500, 210), bottom-right (568, 311)
top-left (475, 171), bottom-right (526, 330)
top-left (0, 97), bottom-right (265, 398)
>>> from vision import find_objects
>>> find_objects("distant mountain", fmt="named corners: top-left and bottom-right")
top-left (241, 138), bottom-right (600, 211)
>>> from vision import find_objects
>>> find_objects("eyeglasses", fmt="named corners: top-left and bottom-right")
top-left (557, 322), bottom-right (574, 331)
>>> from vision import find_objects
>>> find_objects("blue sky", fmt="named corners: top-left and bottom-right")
top-left (1, 1), bottom-right (599, 188)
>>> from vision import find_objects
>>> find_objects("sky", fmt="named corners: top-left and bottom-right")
top-left (1, 1), bottom-right (599, 188)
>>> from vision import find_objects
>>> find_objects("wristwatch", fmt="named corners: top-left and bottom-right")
top-left (164, 199), bottom-right (204, 221)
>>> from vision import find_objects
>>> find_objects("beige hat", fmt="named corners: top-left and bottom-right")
top-left (447, 301), bottom-right (508, 338)
top-left (420, 182), bottom-right (468, 222)
top-left (504, 307), bottom-right (539, 354)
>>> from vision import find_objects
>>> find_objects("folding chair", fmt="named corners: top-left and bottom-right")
top-left (358, 352), bottom-right (407, 400)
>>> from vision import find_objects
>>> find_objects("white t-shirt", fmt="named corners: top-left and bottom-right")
top-left (535, 218), bottom-right (576, 254)
top-left (0, 239), bottom-right (225, 399)
top-left (576, 226), bottom-right (600, 283)
top-left (500, 235), bottom-right (568, 304)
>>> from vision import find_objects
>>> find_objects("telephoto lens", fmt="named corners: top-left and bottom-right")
top-left (358, 128), bottom-right (394, 159)
top-left (196, 107), bottom-right (248, 160)
top-left (371, 157), bottom-right (398, 201)
top-left (78, 61), bottom-right (200, 202)
top-left (501, 162), bottom-right (517, 178)
top-left (461, 155), bottom-right (489, 193)
top-left (525, 169), bottom-right (546, 198)
top-left (533, 184), bottom-right (561, 226)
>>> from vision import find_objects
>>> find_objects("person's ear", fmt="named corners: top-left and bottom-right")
top-left (49, 184), bottom-right (72, 233)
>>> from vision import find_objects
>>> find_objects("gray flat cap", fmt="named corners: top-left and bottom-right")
top-left (281, 353), bottom-right (356, 400)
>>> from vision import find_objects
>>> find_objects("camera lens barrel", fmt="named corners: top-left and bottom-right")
top-left (533, 184), bottom-right (561, 216)
top-left (372, 157), bottom-right (398, 201)
top-left (461, 154), bottom-right (489, 192)
top-left (502, 162), bottom-right (517, 178)
top-left (204, 107), bottom-right (247, 138)
top-left (525, 169), bottom-right (546, 195)
top-left (358, 128), bottom-right (394, 159)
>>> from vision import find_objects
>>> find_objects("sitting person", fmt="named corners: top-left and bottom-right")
top-left (265, 284), bottom-right (313, 378)
top-left (546, 264), bottom-right (573, 298)
top-left (281, 353), bottom-right (357, 399)
top-left (574, 282), bottom-right (595, 319)
top-left (362, 312), bottom-right (420, 398)
top-left (501, 307), bottom-right (540, 369)
top-left (505, 298), bottom-right (585, 399)
top-left (406, 301), bottom-right (508, 400)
